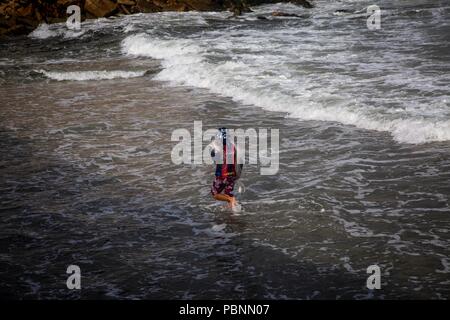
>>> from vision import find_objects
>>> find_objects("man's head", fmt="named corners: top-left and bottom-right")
top-left (217, 127), bottom-right (227, 145)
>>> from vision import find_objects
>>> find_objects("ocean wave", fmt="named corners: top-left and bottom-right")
top-left (121, 32), bottom-right (450, 144)
top-left (28, 23), bottom-right (85, 39)
top-left (28, 23), bottom-right (58, 39)
top-left (37, 69), bottom-right (148, 81)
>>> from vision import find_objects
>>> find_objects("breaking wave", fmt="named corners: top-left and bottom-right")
top-left (122, 32), bottom-right (450, 144)
top-left (37, 69), bottom-right (148, 81)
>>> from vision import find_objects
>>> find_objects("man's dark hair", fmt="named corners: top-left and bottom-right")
top-left (218, 127), bottom-right (227, 144)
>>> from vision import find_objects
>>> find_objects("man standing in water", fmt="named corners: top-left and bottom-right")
top-left (210, 128), bottom-right (243, 210)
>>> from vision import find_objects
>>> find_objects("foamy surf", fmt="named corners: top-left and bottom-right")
top-left (37, 69), bottom-right (148, 81)
top-left (28, 23), bottom-right (85, 39)
top-left (28, 23), bottom-right (57, 39)
top-left (121, 32), bottom-right (450, 144)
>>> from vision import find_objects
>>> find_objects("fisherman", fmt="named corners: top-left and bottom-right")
top-left (210, 127), bottom-right (243, 210)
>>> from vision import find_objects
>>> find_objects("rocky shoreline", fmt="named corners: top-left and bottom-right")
top-left (0, 0), bottom-right (314, 37)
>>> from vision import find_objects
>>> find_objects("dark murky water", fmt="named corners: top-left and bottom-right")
top-left (1, 1), bottom-right (449, 299)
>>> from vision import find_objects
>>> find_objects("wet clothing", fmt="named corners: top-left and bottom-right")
top-left (210, 141), bottom-right (243, 197)
top-left (211, 176), bottom-right (236, 196)
top-left (211, 143), bottom-right (239, 178)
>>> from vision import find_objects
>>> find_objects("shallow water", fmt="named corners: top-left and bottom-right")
top-left (0, 0), bottom-right (450, 299)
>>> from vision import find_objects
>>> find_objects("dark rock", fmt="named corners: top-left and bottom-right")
top-left (16, 16), bottom-right (39, 28)
top-left (333, 9), bottom-right (352, 15)
top-left (271, 11), bottom-right (301, 18)
top-left (228, 0), bottom-right (253, 16)
top-left (157, 1), bottom-right (189, 11)
top-left (0, 0), bottom-right (318, 37)
top-left (117, 0), bottom-right (136, 5)
top-left (0, 16), bottom-right (15, 28)
top-left (230, 6), bottom-right (242, 16)
top-left (290, 0), bottom-right (313, 9)
top-left (183, 0), bottom-right (221, 11)
top-left (119, 4), bottom-right (132, 14)
top-left (3, 24), bottom-right (28, 36)
top-left (84, 0), bottom-right (118, 17)
top-left (16, 4), bottom-right (34, 17)
top-left (46, 17), bottom-right (67, 24)
top-left (135, 0), bottom-right (161, 13)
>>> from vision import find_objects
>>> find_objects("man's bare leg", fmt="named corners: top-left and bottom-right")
top-left (214, 194), bottom-right (237, 207)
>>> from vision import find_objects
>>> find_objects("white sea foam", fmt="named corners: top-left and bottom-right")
top-left (38, 69), bottom-right (147, 81)
top-left (121, 22), bottom-right (450, 144)
top-left (28, 22), bottom-right (86, 39)
top-left (28, 23), bottom-right (58, 39)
